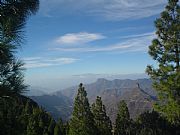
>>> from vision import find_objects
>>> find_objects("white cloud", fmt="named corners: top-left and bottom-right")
top-left (119, 32), bottom-right (155, 39)
top-left (40, 0), bottom-right (167, 20)
top-left (46, 58), bottom-right (79, 64)
top-left (23, 57), bottom-right (79, 68)
top-left (23, 57), bottom-right (42, 61)
top-left (55, 32), bottom-right (105, 45)
top-left (52, 44), bottom-right (133, 52)
top-left (51, 32), bottom-right (155, 53)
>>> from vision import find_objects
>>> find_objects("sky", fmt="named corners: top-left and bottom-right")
top-left (17, 0), bottom-right (167, 91)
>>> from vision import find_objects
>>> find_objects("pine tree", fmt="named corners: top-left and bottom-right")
top-left (115, 100), bottom-right (132, 135)
top-left (68, 83), bottom-right (97, 135)
top-left (0, 1), bottom-right (39, 134)
top-left (92, 96), bottom-right (112, 135)
top-left (0, 1), bottom-right (63, 135)
top-left (48, 118), bottom-right (56, 135)
top-left (64, 122), bottom-right (70, 135)
top-left (27, 108), bottom-right (42, 135)
top-left (27, 107), bottom-right (58, 135)
top-left (0, 96), bottom-right (33, 135)
top-left (0, 0), bottom-right (39, 96)
top-left (54, 118), bottom-right (67, 135)
top-left (54, 124), bottom-right (61, 135)
top-left (137, 111), bottom-right (180, 135)
top-left (146, 0), bottom-right (180, 125)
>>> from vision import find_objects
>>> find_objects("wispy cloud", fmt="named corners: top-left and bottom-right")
top-left (23, 57), bottom-right (79, 68)
top-left (51, 32), bottom-right (155, 53)
top-left (23, 57), bottom-right (42, 61)
top-left (55, 32), bottom-right (105, 45)
top-left (119, 32), bottom-right (155, 39)
top-left (52, 45), bottom-right (132, 52)
top-left (40, 0), bottom-right (166, 20)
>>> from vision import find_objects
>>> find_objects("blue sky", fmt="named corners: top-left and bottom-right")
top-left (17, 0), bottom-right (167, 90)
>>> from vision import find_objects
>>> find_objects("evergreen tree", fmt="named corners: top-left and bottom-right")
top-left (146, 0), bottom-right (180, 125)
top-left (92, 96), bottom-right (112, 135)
top-left (135, 111), bottom-right (180, 135)
top-left (54, 118), bottom-right (66, 135)
top-left (54, 124), bottom-right (61, 135)
top-left (27, 107), bottom-right (56, 135)
top-left (68, 83), bottom-right (97, 135)
top-left (0, 0), bottom-right (39, 133)
top-left (0, 96), bottom-right (33, 135)
top-left (115, 100), bottom-right (132, 135)
top-left (48, 118), bottom-right (56, 135)
top-left (0, 97), bottom-right (18, 135)
top-left (0, 0), bottom-right (39, 95)
top-left (64, 122), bottom-right (70, 135)
top-left (0, 1), bottom-right (63, 135)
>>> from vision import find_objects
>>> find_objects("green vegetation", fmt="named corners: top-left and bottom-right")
top-left (135, 111), bottom-right (172, 135)
top-left (146, 0), bottom-right (180, 125)
top-left (92, 96), bottom-right (112, 135)
top-left (54, 118), bottom-right (67, 135)
top-left (114, 100), bottom-right (132, 135)
top-left (26, 107), bottom-right (55, 135)
top-left (0, 1), bottom-right (66, 135)
top-left (68, 83), bottom-right (97, 135)
top-left (0, 0), bottom-right (39, 96)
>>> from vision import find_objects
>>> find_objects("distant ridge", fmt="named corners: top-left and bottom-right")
top-left (55, 78), bottom-right (156, 122)
top-left (59, 78), bottom-right (155, 99)
top-left (29, 78), bottom-right (156, 122)
top-left (24, 86), bottom-right (47, 96)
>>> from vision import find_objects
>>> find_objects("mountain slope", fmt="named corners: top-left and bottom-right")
top-left (102, 87), bottom-right (155, 123)
top-left (61, 78), bottom-right (155, 100)
top-left (32, 78), bottom-right (156, 122)
top-left (24, 86), bottom-right (47, 96)
top-left (30, 93), bottom-right (73, 121)
top-left (59, 78), bottom-right (156, 123)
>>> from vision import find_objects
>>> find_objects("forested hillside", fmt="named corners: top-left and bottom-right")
top-left (31, 94), bottom-right (73, 121)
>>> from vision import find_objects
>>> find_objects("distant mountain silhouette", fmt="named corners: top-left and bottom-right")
top-left (104, 87), bottom-right (156, 123)
top-left (60, 78), bottom-right (155, 99)
top-left (59, 78), bottom-right (156, 123)
top-left (25, 86), bottom-right (47, 96)
top-left (31, 78), bottom-right (156, 123)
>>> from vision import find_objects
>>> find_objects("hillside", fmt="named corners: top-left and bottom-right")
top-left (102, 87), bottom-right (155, 123)
top-left (30, 78), bottom-right (156, 122)
top-left (56, 78), bottom-right (156, 122)
top-left (25, 86), bottom-right (47, 96)
top-left (60, 78), bottom-right (155, 99)
top-left (30, 93), bottom-right (73, 121)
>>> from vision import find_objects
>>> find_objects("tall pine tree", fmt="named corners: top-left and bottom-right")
top-left (115, 100), bottom-right (132, 135)
top-left (27, 107), bottom-right (56, 135)
top-left (0, 1), bottom-right (64, 135)
top-left (0, 0), bottom-right (39, 96)
top-left (135, 111), bottom-right (175, 135)
top-left (92, 96), bottom-right (112, 135)
top-left (54, 118), bottom-right (66, 135)
top-left (146, 0), bottom-right (180, 125)
top-left (68, 83), bottom-right (97, 135)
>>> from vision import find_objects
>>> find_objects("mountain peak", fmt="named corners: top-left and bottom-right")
top-left (97, 78), bottom-right (109, 82)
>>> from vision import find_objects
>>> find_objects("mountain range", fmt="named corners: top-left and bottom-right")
top-left (29, 78), bottom-right (156, 123)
